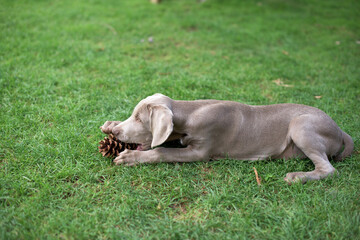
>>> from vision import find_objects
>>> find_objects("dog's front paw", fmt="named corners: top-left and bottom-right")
top-left (113, 149), bottom-right (141, 166)
top-left (100, 121), bottom-right (121, 134)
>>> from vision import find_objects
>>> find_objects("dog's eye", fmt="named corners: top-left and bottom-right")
top-left (135, 113), bottom-right (141, 123)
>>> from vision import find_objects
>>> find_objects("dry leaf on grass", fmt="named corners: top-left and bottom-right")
top-left (272, 79), bottom-right (293, 88)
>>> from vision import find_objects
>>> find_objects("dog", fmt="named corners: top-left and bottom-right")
top-left (100, 93), bottom-right (353, 184)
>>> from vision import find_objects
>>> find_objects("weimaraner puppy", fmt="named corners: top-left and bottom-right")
top-left (100, 93), bottom-right (353, 184)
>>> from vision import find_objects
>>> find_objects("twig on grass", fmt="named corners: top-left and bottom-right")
top-left (253, 167), bottom-right (261, 186)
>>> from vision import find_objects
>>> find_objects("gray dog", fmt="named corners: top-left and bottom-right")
top-left (100, 93), bottom-right (353, 184)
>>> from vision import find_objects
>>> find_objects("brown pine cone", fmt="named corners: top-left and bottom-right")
top-left (98, 134), bottom-right (137, 158)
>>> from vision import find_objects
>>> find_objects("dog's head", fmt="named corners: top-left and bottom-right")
top-left (112, 94), bottom-right (173, 150)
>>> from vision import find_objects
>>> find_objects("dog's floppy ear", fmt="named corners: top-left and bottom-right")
top-left (148, 104), bottom-right (173, 148)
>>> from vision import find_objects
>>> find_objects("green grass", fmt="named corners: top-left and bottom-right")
top-left (1, 0), bottom-right (359, 239)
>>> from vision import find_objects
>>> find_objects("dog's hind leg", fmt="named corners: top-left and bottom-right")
top-left (284, 151), bottom-right (336, 184)
top-left (284, 115), bottom-right (339, 184)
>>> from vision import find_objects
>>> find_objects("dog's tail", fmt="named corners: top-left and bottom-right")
top-left (334, 131), bottom-right (354, 161)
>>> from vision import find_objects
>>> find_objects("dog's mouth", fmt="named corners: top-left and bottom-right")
top-left (136, 144), bottom-right (142, 151)
top-left (112, 136), bottom-right (150, 152)
top-left (135, 143), bottom-right (151, 151)
top-left (115, 134), bottom-right (151, 151)
top-left (136, 144), bottom-right (144, 151)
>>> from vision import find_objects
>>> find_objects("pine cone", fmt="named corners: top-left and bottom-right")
top-left (98, 134), bottom-right (138, 158)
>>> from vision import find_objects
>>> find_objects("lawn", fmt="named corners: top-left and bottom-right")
top-left (1, 0), bottom-right (359, 239)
